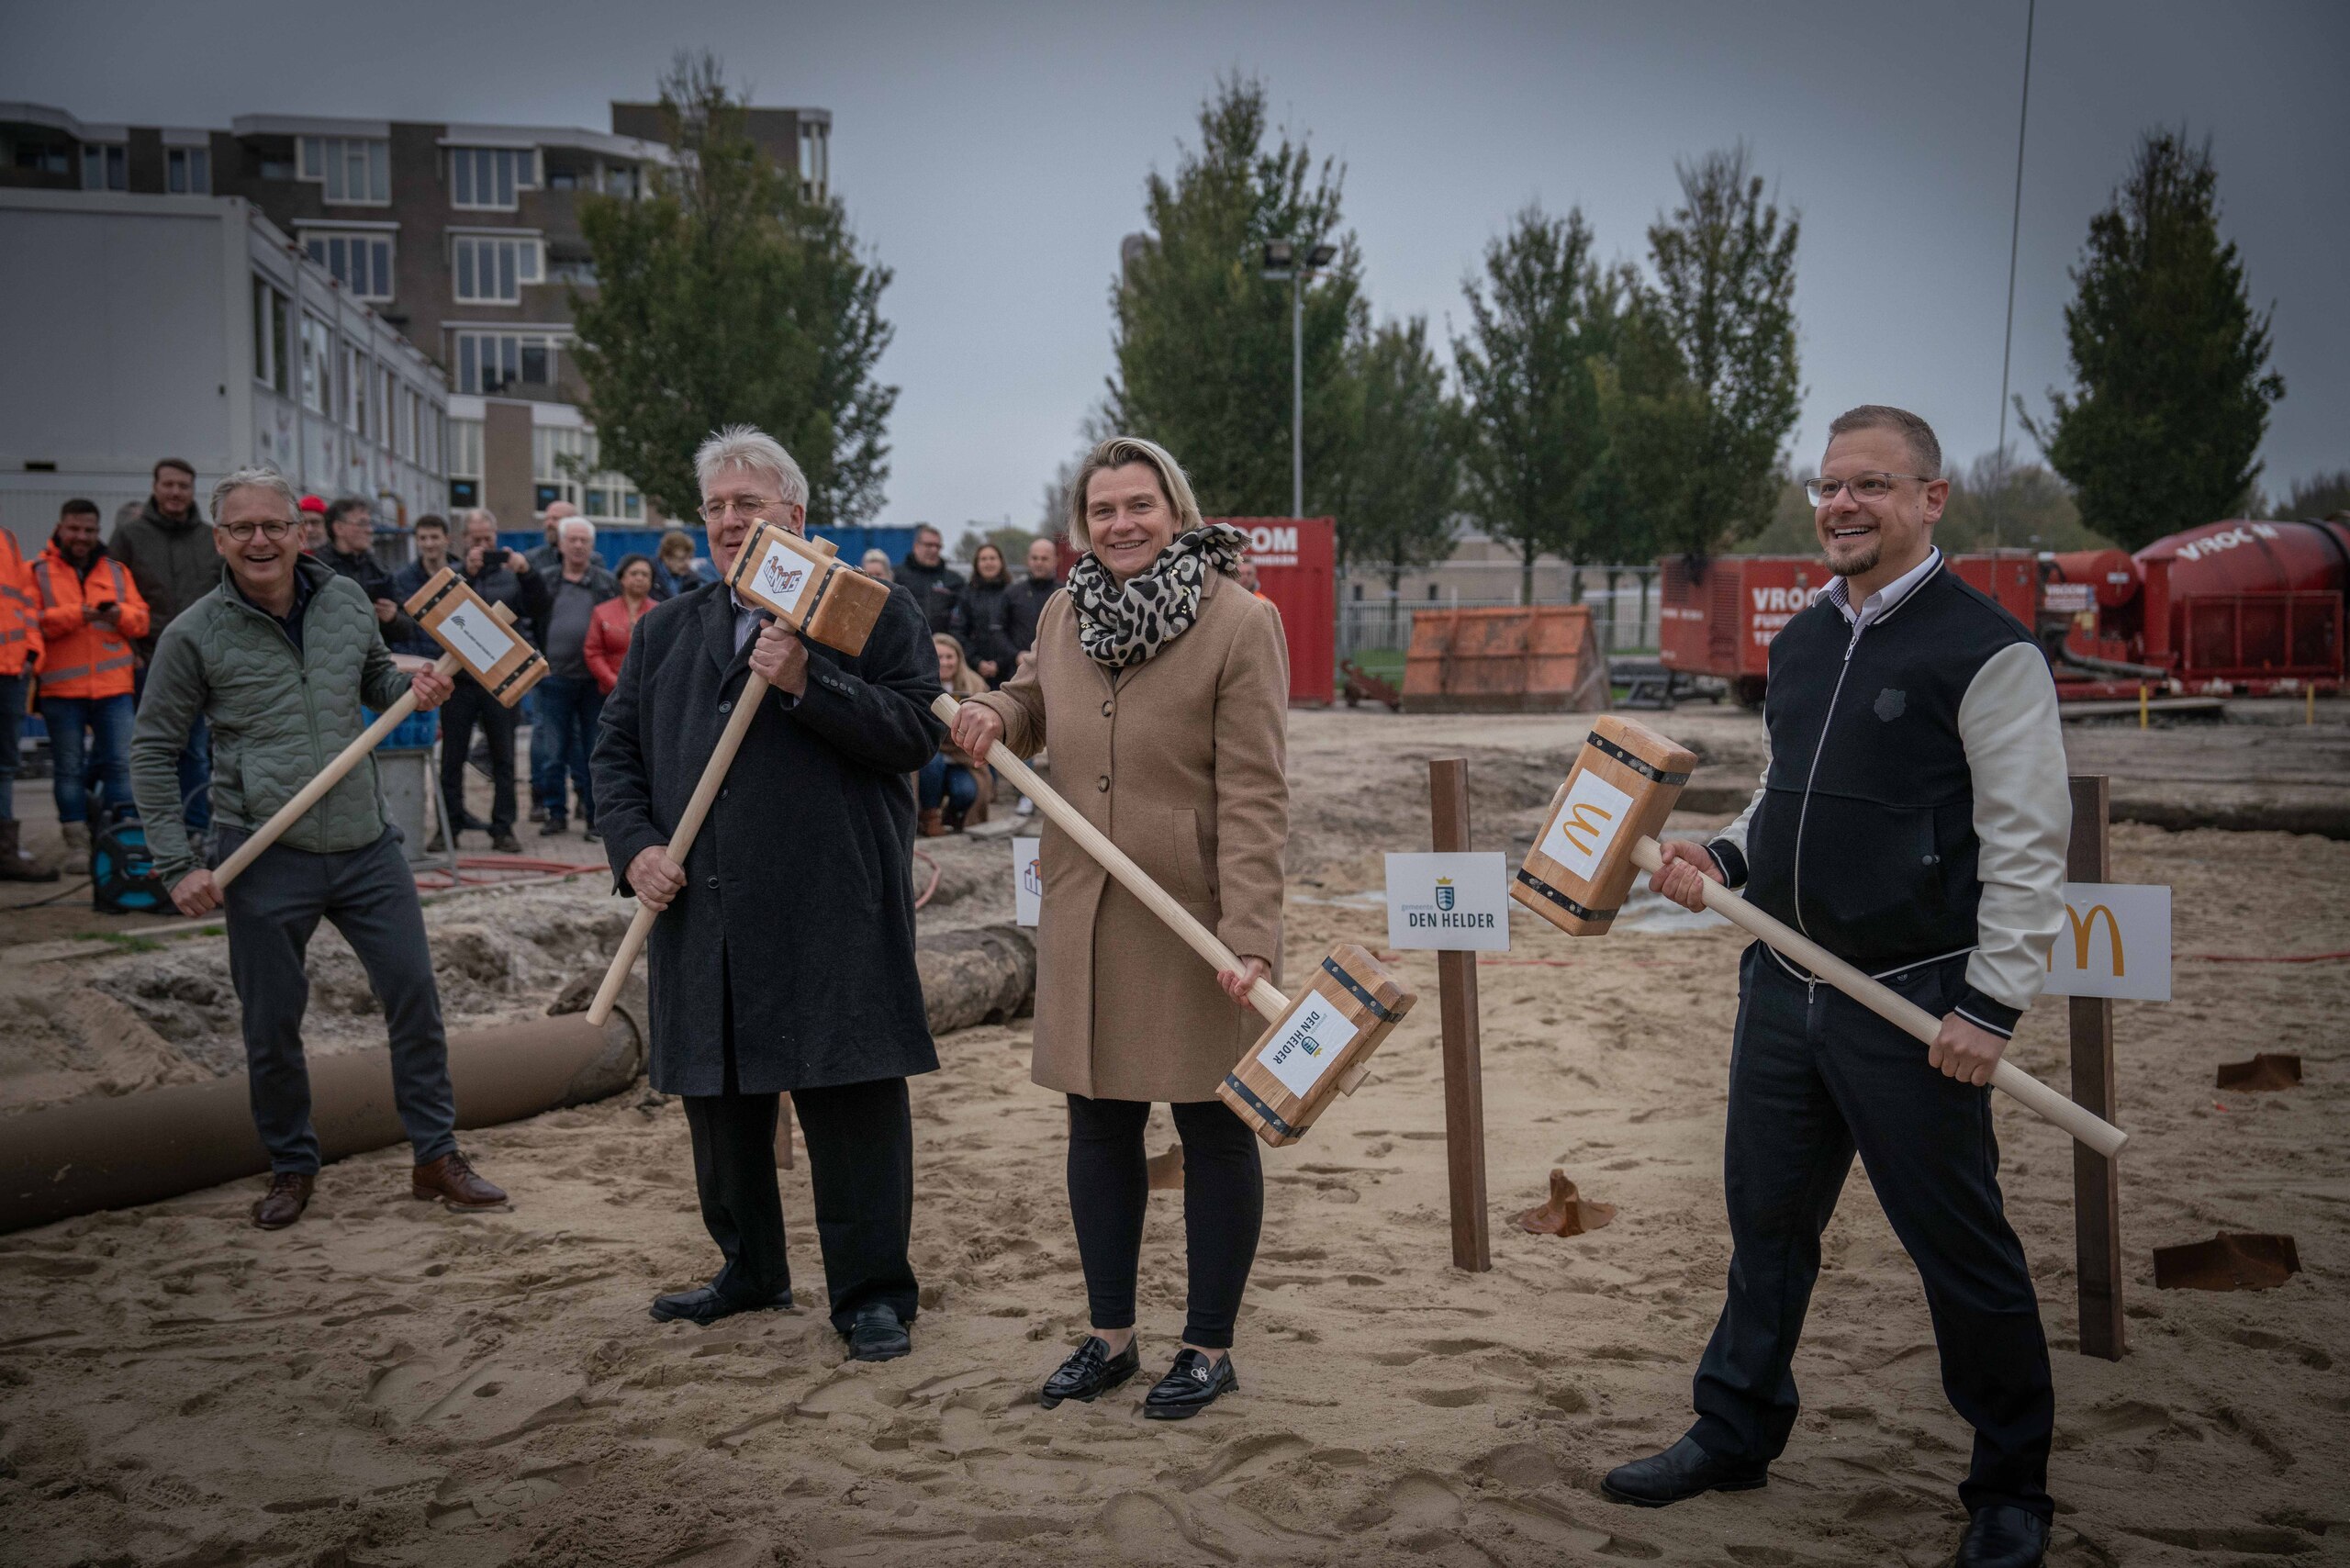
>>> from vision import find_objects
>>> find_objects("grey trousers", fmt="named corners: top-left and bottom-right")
top-left (218, 824), bottom-right (457, 1174)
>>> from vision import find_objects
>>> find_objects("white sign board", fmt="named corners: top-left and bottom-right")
top-left (1537, 768), bottom-right (1634, 883)
top-left (436, 600), bottom-right (516, 674)
top-left (1384, 852), bottom-right (1511, 951)
top-left (750, 538), bottom-right (821, 617)
top-left (2042, 882), bottom-right (2171, 1002)
top-left (1013, 837), bottom-right (1042, 927)
top-left (1256, 993), bottom-right (1360, 1099)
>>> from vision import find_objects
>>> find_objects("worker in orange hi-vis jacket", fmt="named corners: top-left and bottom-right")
top-left (31, 498), bottom-right (150, 855)
top-left (0, 519), bottom-right (55, 879)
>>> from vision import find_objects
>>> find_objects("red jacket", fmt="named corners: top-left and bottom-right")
top-left (0, 530), bottom-right (41, 678)
top-left (584, 594), bottom-right (650, 693)
top-left (33, 540), bottom-right (148, 699)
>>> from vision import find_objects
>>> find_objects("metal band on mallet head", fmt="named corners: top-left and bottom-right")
top-left (1517, 720), bottom-right (2129, 1158)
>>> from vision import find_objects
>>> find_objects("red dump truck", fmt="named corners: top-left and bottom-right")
top-left (1659, 519), bottom-right (2348, 703)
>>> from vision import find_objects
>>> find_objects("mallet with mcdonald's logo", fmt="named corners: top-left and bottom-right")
top-left (1514, 715), bottom-right (2128, 1158)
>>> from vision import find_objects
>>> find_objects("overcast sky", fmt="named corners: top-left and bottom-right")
top-left (8, 1), bottom-right (2344, 537)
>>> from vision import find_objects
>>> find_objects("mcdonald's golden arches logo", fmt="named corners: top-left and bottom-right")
top-left (2058, 902), bottom-right (2125, 976)
top-left (1554, 800), bottom-right (1615, 857)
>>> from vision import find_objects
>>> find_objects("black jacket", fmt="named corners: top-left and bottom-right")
top-left (108, 498), bottom-right (212, 662)
top-left (896, 554), bottom-right (964, 634)
top-left (325, 546), bottom-right (420, 648)
top-left (591, 579), bottom-right (946, 1095)
top-left (1005, 575), bottom-right (1057, 657)
top-left (948, 575), bottom-right (1021, 678)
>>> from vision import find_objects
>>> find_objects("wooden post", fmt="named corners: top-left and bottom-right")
top-left (2068, 774), bottom-right (2125, 1360)
top-left (1428, 757), bottom-right (1490, 1272)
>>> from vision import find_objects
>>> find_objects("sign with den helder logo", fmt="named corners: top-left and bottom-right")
top-left (1385, 852), bottom-right (1511, 952)
top-left (1257, 993), bottom-right (1360, 1098)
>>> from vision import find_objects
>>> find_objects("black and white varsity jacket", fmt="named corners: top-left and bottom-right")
top-left (1705, 549), bottom-right (2071, 1037)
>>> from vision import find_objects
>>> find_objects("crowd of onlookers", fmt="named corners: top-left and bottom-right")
top-left (0, 470), bottom-right (1067, 880)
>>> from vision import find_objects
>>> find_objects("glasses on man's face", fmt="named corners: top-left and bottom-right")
top-left (1806, 472), bottom-right (1933, 507)
top-left (220, 520), bottom-right (295, 543)
top-left (698, 495), bottom-right (777, 524)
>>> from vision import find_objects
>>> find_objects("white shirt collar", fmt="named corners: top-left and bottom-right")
top-left (1830, 545), bottom-right (1942, 631)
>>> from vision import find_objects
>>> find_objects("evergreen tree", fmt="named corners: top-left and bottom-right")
top-left (2023, 129), bottom-right (2283, 551)
top-left (1107, 75), bottom-right (1364, 517)
top-left (570, 55), bottom-right (897, 528)
top-left (1451, 206), bottom-right (1617, 603)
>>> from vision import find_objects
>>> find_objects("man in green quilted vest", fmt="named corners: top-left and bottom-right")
top-left (130, 465), bottom-right (509, 1230)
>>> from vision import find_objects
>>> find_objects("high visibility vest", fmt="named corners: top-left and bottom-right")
top-left (32, 544), bottom-right (148, 699)
top-left (0, 531), bottom-right (39, 678)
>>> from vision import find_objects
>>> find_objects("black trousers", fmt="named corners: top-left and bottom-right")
top-left (680, 1074), bottom-right (919, 1333)
top-left (1067, 1093), bottom-right (1262, 1350)
top-left (438, 681), bottom-right (517, 835)
top-left (1691, 945), bottom-right (2053, 1520)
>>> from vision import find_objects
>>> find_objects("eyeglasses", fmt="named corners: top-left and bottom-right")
top-left (219, 520), bottom-right (295, 543)
top-left (698, 496), bottom-right (778, 523)
top-left (1806, 472), bottom-right (1934, 507)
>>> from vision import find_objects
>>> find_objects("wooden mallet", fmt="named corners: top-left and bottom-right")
top-left (583, 524), bottom-right (889, 1028)
top-left (934, 692), bottom-right (1416, 1147)
top-left (214, 569), bottom-right (546, 890)
top-left (1514, 715), bottom-right (2128, 1158)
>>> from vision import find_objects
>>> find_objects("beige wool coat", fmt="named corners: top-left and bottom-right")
top-left (971, 572), bottom-right (1290, 1103)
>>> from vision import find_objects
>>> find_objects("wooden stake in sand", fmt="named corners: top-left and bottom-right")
top-left (217, 580), bottom-right (543, 890)
top-left (1427, 757), bottom-right (1491, 1272)
top-left (2067, 774), bottom-right (2126, 1361)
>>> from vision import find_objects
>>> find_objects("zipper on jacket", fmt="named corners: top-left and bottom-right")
top-left (1788, 620), bottom-right (1863, 942)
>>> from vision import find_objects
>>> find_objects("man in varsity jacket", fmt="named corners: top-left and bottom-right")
top-left (1603, 406), bottom-right (2070, 1568)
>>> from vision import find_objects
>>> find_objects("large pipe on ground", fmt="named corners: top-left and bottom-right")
top-left (0, 999), bottom-right (647, 1236)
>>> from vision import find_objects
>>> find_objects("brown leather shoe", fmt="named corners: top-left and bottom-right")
top-left (411, 1150), bottom-right (509, 1210)
top-left (252, 1171), bottom-right (315, 1229)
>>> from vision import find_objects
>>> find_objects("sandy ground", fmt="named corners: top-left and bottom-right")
top-left (3, 704), bottom-right (2348, 1566)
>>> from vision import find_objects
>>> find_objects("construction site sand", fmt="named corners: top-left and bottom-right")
top-left (3, 706), bottom-right (2347, 1565)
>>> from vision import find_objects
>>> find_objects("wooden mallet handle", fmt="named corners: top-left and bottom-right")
top-left (213, 650), bottom-right (462, 890)
top-left (585, 667), bottom-right (773, 1028)
top-left (1629, 836), bottom-right (2128, 1157)
top-left (935, 693), bottom-right (1290, 1022)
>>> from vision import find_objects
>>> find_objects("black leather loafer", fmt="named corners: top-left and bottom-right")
top-left (845, 1302), bottom-right (912, 1362)
top-left (1600, 1436), bottom-right (1769, 1506)
top-left (648, 1282), bottom-right (793, 1326)
top-left (1142, 1348), bottom-right (1237, 1420)
top-left (1041, 1336), bottom-right (1142, 1409)
top-left (1956, 1504), bottom-right (2050, 1568)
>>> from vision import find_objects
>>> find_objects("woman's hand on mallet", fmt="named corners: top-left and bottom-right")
top-left (627, 846), bottom-right (687, 913)
top-left (748, 621), bottom-right (808, 696)
top-left (410, 667), bottom-right (454, 711)
top-left (949, 701), bottom-right (1002, 759)
top-left (1649, 839), bottom-right (1726, 913)
top-left (1220, 955), bottom-right (1270, 1005)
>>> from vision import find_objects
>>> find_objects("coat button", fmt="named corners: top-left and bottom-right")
top-left (1101, 700), bottom-right (1113, 717)
top-left (719, 699), bottom-right (733, 713)
top-left (1096, 775), bottom-right (1111, 792)
top-left (706, 876), bottom-right (719, 890)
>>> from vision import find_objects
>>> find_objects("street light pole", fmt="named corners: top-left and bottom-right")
top-left (1262, 238), bottom-right (1337, 520)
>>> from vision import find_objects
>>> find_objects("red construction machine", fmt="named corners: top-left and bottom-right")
top-left (1658, 518), bottom-right (2349, 704)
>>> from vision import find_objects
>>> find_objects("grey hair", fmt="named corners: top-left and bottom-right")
top-left (694, 424), bottom-right (809, 509)
top-left (1826, 404), bottom-right (1942, 478)
top-left (210, 465), bottom-right (299, 522)
top-left (457, 506), bottom-right (498, 532)
top-left (557, 515), bottom-right (597, 540)
top-left (1066, 435), bottom-right (1204, 553)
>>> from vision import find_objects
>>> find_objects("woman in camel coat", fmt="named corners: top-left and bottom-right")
top-left (955, 435), bottom-right (1287, 1420)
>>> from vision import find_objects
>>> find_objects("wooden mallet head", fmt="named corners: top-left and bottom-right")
top-left (1511, 715), bottom-right (1697, 935)
top-left (724, 520), bottom-right (891, 656)
top-left (402, 567), bottom-right (548, 706)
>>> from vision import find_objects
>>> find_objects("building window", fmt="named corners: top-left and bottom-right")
top-left (798, 121), bottom-right (828, 199)
top-left (166, 147), bottom-right (210, 194)
top-left (82, 143), bottom-right (127, 191)
top-left (451, 235), bottom-right (542, 304)
top-left (343, 342), bottom-right (368, 433)
top-left (546, 257), bottom-right (598, 287)
top-left (601, 162), bottom-right (639, 198)
top-left (252, 277), bottom-right (290, 396)
top-left (448, 417), bottom-right (483, 509)
top-left (398, 386), bottom-right (420, 461)
top-left (538, 426), bottom-right (643, 521)
top-left (450, 146), bottom-right (535, 209)
top-left (299, 314), bottom-right (333, 414)
top-left (302, 230), bottom-right (395, 301)
top-left (453, 331), bottom-right (560, 395)
top-left (299, 136), bottom-right (390, 204)
top-left (13, 138), bottom-right (69, 175)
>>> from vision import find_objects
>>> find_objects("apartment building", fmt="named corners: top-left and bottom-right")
top-left (2, 97), bottom-right (832, 532)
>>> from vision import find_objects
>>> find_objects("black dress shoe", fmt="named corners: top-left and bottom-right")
top-left (844, 1302), bottom-right (911, 1362)
top-left (1600, 1436), bottom-right (1769, 1507)
top-left (648, 1282), bottom-right (792, 1326)
top-left (1041, 1336), bottom-right (1141, 1409)
top-left (1956, 1505), bottom-right (2050, 1568)
top-left (1142, 1348), bottom-right (1237, 1420)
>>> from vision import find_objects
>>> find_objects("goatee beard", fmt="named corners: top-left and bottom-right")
top-left (1827, 538), bottom-right (1881, 578)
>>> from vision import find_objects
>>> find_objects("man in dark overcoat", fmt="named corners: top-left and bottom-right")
top-left (593, 424), bottom-right (944, 1362)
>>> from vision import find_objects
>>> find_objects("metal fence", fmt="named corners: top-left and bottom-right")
top-left (1337, 585), bottom-right (1662, 660)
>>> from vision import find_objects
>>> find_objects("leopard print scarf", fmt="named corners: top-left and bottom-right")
top-left (1065, 523), bottom-right (1249, 669)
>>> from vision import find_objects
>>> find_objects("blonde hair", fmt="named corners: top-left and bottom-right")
top-left (932, 633), bottom-right (988, 697)
top-left (1066, 435), bottom-right (1204, 554)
